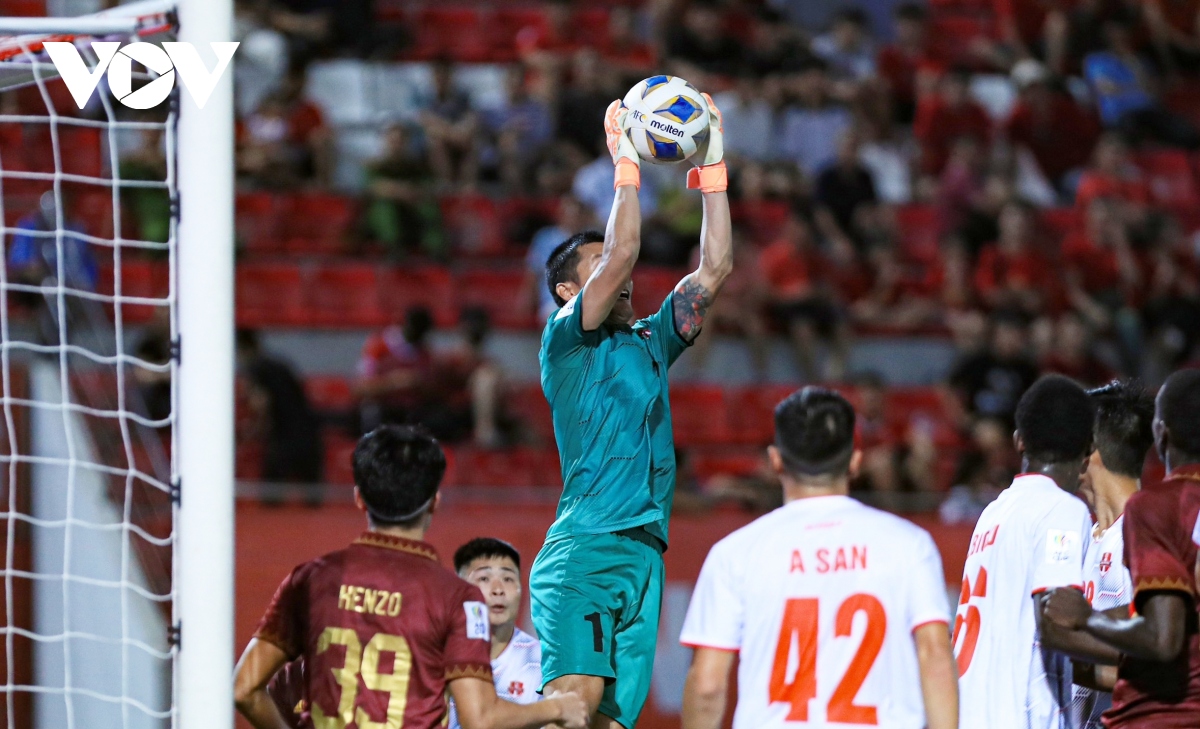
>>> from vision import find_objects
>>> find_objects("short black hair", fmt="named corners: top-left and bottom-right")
top-left (1158, 369), bottom-right (1200, 457)
top-left (833, 7), bottom-right (869, 27)
top-left (235, 328), bottom-right (260, 352)
top-left (1015, 375), bottom-right (1096, 463)
top-left (454, 538), bottom-right (521, 573)
top-left (774, 387), bottom-right (857, 477)
top-left (352, 425), bottom-right (446, 527)
top-left (545, 230), bottom-right (603, 307)
top-left (1088, 380), bottom-right (1154, 478)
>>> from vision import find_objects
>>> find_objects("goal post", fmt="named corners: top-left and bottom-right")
top-left (0, 1), bottom-right (236, 726)
top-left (175, 3), bottom-right (235, 729)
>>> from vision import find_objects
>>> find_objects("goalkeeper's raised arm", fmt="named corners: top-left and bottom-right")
top-left (674, 93), bottom-right (732, 342)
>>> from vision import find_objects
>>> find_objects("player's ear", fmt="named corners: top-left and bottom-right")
top-left (767, 445), bottom-right (784, 476)
top-left (353, 487), bottom-right (366, 513)
top-left (1013, 431), bottom-right (1024, 454)
top-left (555, 281), bottom-right (576, 304)
top-left (848, 449), bottom-right (863, 480)
top-left (429, 491), bottom-right (443, 516)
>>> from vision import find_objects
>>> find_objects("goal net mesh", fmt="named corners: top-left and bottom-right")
top-left (0, 6), bottom-right (179, 728)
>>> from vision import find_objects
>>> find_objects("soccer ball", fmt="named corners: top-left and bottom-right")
top-left (621, 75), bottom-right (709, 165)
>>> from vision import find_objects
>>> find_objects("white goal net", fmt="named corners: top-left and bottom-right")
top-left (0, 2), bottom-right (234, 728)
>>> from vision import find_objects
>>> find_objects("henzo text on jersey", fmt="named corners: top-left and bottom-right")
top-left (337, 583), bottom-right (402, 617)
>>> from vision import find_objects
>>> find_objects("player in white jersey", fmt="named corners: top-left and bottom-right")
top-left (679, 387), bottom-right (958, 729)
top-left (953, 375), bottom-right (1097, 729)
top-left (449, 539), bottom-right (543, 729)
top-left (1069, 381), bottom-right (1153, 728)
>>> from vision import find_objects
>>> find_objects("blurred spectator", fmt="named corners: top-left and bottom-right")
top-left (937, 136), bottom-right (988, 238)
top-left (1074, 132), bottom-right (1151, 216)
top-left (746, 7), bottom-right (814, 77)
top-left (521, 196), bottom-right (592, 321)
top-left (877, 4), bottom-right (941, 125)
top-left (1084, 18), bottom-right (1200, 149)
top-left (974, 201), bottom-right (1053, 316)
top-left (760, 210), bottom-right (849, 381)
top-left (1142, 216), bottom-right (1200, 372)
top-left (419, 60), bottom-right (481, 189)
top-left (1004, 60), bottom-right (1100, 195)
top-left (914, 68), bottom-right (992, 178)
top-left (444, 308), bottom-right (511, 448)
top-left (356, 306), bottom-right (437, 431)
top-left (234, 0), bottom-right (289, 116)
top-left (852, 372), bottom-right (905, 494)
top-left (516, 0), bottom-right (580, 75)
top-left (710, 78), bottom-right (778, 162)
top-left (264, 0), bottom-right (334, 62)
top-left (781, 59), bottom-right (854, 176)
top-left (362, 124), bottom-right (444, 259)
top-left (556, 49), bottom-right (616, 158)
top-left (133, 310), bottom-right (172, 423)
top-left (8, 190), bottom-right (96, 292)
top-left (1062, 197), bottom-right (1141, 341)
top-left (488, 65), bottom-right (555, 190)
top-left (814, 128), bottom-right (882, 253)
top-left (947, 311), bottom-right (1039, 424)
top-left (120, 127), bottom-right (171, 244)
top-left (663, 0), bottom-right (743, 77)
top-left (236, 70), bottom-right (332, 189)
top-left (940, 416), bottom-right (1013, 523)
top-left (992, 0), bottom-right (1071, 72)
top-left (600, 7), bottom-right (656, 73)
top-left (812, 8), bottom-right (877, 82)
top-left (686, 236), bottom-right (770, 379)
top-left (1142, 0), bottom-right (1200, 76)
top-left (236, 329), bottom-right (324, 495)
top-left (1039, 312), bottom-right (1117, 385)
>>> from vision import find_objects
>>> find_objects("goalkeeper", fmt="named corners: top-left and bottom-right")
top-left (533, 94), bottom-right (732, 729)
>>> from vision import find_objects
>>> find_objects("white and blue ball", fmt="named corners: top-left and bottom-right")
top-left (621, 75), bottom-right (709, 165)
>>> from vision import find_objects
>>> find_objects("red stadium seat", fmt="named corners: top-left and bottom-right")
top-left (71, 187), bottom-right (115, 239)
top-left (1137, 149), bottom-right (1200, 208)
top-left (726, 384), bottom-right (798, 445)
top-left (930, 16), bottom-right (997, 64)
top-left (448, 447), bottom-right (543, 488)
top-left (97, 260), bottom-right (169, 324)
top-left (378, 266), bottom-right (456, 327)
top-left (408, 8), bottom-right (492, 62)
top-left (4, 1), bottom-right (45, 16)
top-left (455, 268), bottom-right (535, 329)
top-left (304, 375), bottom-right (354, 413)
top-left (441, 194), bottom-right (505, 256)
top-left (305, 264), bottom-right (384, 327)
top-left (671, 385), bottom-right (730, 446)
top-left (236, 262), bottom-right (305, 327)
top-left (1039, 207), bottom-right (1081, 243)
top-left (323, 433), bottom-right (357, 485)
top-left (690, 448), bottom-right (764, 480)
top-left (58, 127), bottom-right (103, 179)
top-left (280, 193), bottom-right (354, 255)
top-left (894, 204), bottom-right (940, 262)
top-left (506, 383), bottom-right (555, 444)
top-left (236, 192), bottom-right (285, 254)
top-left (631, 266), bottom-right (682, 315)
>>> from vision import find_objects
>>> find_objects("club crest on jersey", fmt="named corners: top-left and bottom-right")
top-left (1045, 529), bottom-right (1080, 564)
top-left (463, 601), bottom-right (489, 640)
top-left (1099, 552), bottom-right (1113, 574)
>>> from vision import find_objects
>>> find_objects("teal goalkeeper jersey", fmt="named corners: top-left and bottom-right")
top-left (539, 290), bottom-right (690, 546)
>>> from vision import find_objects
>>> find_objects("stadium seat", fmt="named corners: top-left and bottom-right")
top-left (726, 384), bottom-right (798, 445)
top-left (731, 200), bottom-right (789, 244)
top-left (1137, 149), bottom-right (1200, 209)
top-left (449, 447), bottom-right (538, 488)
top-left (280, 193), bottom-right (355, 256)
top-left (97, 260), bottom-right (169, 324)
top-left (1039, 207), bottom-right (1081, 243)
top-left (377, 266), bottom-right (456, 327)
top-left (323, 433), bottom-right (357, 485)
top-left (690, 448), bottom-right (764, 480)
top-left (455, 268), bottom-right (534, 329)
top-left (671, 385), bottom-right (731, 446)
top-left (440, 195), bottom-right (505, 256)
top-left (4, 1), bottom-right (45, 16)
top-left (930, 16), bottom-right (997, 65)
top-left (304, 375), bottom-right (354, 414)
top-left (236, 262), bottom-right (306, 327)
top-left (631, 266), bottom-right (682, 315)
top-left (505, 383), bottom-right (555, 444)
top-left (407, 8), bottom-right (492, 62)
top-left (894, 204), bottom-right (940, 262)
top-left (305, 264), bottom-right (385, 327)
top-left (71, 187), bottom-right (115, 239)
top-left (58, 127), bottom-right (103, 179)
top-left (236, 192), bottom-right (284, 254)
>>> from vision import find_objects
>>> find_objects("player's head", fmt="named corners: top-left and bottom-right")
top-left (1154, 368), bottom-right (1200, 467)
top-left (1081, 380), bottom-right (1154, 506)
top-left (454, 538), bottom-right (522, 630)
top-left (352, 425), bottom-right (445, 531)
top-left (546, 230), bottom-right (634, 325)
top-left (1014, 375), bottom-right (1095, 474)
top-left (770, 387), bottom-right (860, 488)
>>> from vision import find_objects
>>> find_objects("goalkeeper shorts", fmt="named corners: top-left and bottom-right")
top-left (529, 528), bottom-right (664, 729)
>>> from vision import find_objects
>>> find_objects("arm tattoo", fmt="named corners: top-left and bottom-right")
top-left (673, 276), bottom-right (714, 342)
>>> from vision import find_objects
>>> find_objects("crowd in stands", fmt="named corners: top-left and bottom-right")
top-left (9, 0), bottom-right (1200, 505)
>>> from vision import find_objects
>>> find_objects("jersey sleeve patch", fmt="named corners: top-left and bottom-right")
top-left (464, 601), bottom-right (490, 641)
top-left (1045, 529), bottom-right (1081, 564)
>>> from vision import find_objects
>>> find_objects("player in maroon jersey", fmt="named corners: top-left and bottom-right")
top-left (234, 425), bottom-right (589, 729)
top-left (1042, 369), bottom-right (1200, 728)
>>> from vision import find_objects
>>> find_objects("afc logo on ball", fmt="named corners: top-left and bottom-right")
top-left (44, 41), bottom-right (239, 110)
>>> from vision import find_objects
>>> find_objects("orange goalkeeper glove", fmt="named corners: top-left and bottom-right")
top-left (687, 92), bottom-right (727, 194)
top-left (604, 99), bottom-right (641, 190)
